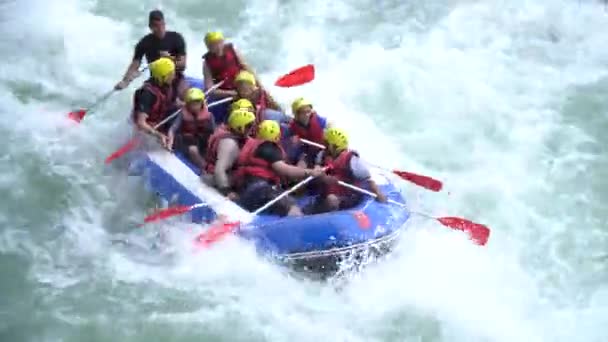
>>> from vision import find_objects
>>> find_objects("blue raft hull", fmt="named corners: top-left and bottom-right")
top-left (137, 77), bottom-right (411, 273)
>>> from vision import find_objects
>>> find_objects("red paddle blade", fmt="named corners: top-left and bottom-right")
top-left (194, 221), bottom-right (240, 248)
top-left (274, 64), bottom-right (315, 87)
top-left (68, 109), bottom-right (87, 123)
top-left (393, 170), bottom-right (443, 192)
top-left (142, 205), bottom-right (194, 224)
top-left (104, 138), bottom-right (140, 164)
top-left (437, 217), bottom-right (490, 245)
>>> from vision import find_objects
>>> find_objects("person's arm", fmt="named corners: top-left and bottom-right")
top-left (234, 48), bottom-right (265, 93)
top-left (166, 113), bottom-right (182, 151)
top-left (272, 161), bottom-right (324, 179)
top-left (174, 32), bottom-right (187, 71)
top-left (262, 90), bottom-right (283, 111)
top-left (203, 62), bottom-right (237, 98)
top-left (115, 40), bottom-right (145, 90)
top-left (134, 91), bottom-right (168, 147)
top-left (258, 143), bottom-right (323, 179)
top-left (213, 139), bottom-right (240, 191)
top-left (350, 156), bottom-right (386, 202)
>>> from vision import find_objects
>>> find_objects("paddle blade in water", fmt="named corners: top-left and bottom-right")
top-left (143, 205), bottom-right (194, 224)
top-left (68, 109), bottom-right (87, 123)
top-left (104, 138), bottom-right (140, 164)
top-left (393, 170), bottom-right (443, 192)
top-left (437, 217), bottom-right (490, 245)
top-left (274, 64), bottom-right (315, 87)
top-left (194, 221), bottom-right (240, 247)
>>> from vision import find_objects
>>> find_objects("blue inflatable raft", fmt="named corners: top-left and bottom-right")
top-left (136, 77), bottom-right (412, 274)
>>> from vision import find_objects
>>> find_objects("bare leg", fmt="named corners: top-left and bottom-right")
top-left (287, 205), bottom-right (303, 216)
top-left (187, 145), bottom-right (206, 171)
top-left (324, 194), bottom-right (340, 212)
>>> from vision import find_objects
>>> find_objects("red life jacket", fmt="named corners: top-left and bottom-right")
top-left (179, 106), bottom-right (213, 138)
top-left (203, 43), bottom-right (241, 90)
top-left (204, 125), bottom-right (240, 173)
top-left (324, 150), bottom-right (360, 196)
top-left (288, 111), bottom-right (324, 143)
top-left (234, 138), bottom-right (285, 185)
top-left (132, 81), bottom-right (174, 126)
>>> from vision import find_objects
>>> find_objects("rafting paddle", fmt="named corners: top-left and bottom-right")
top-left (193, 175), bottom-right (318, 247)
top-left (336, 180), bottom-right (490, 245)
top-left (68, 66), bottom-right (149, 123)
top-left (104, 96), bottom-right (233, 164)
top-left (298, 138), bottom-right (443, 192)
top-left (274, 64), bottom-right (315, 87)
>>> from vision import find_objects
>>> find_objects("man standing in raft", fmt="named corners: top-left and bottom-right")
top-left (306, 127), bottom-right (387, 214)
top-left (132, 57), bottom-right (177, 148)
top-left (115, 10), bottom-right (188, 100)
top-left (167, 88), bottom-right (216, 170)
top-left (202, 31), bottom-right (255, 99)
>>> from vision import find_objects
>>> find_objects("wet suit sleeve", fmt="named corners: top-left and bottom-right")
top-left (255, 142), bottom-right (284, 164)
top-left (349, 156), bottom-right (371, 181)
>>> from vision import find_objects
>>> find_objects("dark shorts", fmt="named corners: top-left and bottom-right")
top-left (174, 135), bottom-right (206, 156)
top-left (237, 179), bottom-right (294, 216)
top-left (304, 193), bottom-right (364, 215)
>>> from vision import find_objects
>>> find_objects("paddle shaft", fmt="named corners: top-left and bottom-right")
top-left (299, 138), bottom-right (398, 172)
top-left (254, 175), bottom-right (315, 215)
top-left (152, 82), bottom-right (228, 130)
top-left (337, 181), bottom-right (447, 221)
top-left (336, 180), bottom-right (404, 207)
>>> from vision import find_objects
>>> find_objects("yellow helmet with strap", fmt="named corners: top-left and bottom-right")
top-left (227, 109), bottom-right (255, 134)
top-left (230, 98), bottom-right (254, 112)
top-left (256, 120), bottom-right (281, 142)
top-left (149, 57), bottom-right (175, 84)
top-left (235, 70), bottom-right (256, 86)
top-left (185, 88), bottom-right (205, 103)
top-left (324, 127), bottom-right (349, 152)
top-left (291, 97), bottom-right (313, 115)
top-left (205, 31), bottom-right (224, 44)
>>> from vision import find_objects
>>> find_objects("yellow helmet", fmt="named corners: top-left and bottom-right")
top-left (205, 31), bottom-right (224, 44)
top-left (149, 57), bottom-right (175, 84)
top-left (235, 70), bottom-right (256, 86)
top-left (185, 88), bottom-right (205, 103)
top-left (230, 98), bottom-right (254, 112)
top-left (324, 127), bottom-right (349, 152)
top-left (291, 97), bottom-right (313, 115)
top-left (227, 109), bottom-right (256, 134)
top-left (256, 120), bottom-right (281, 142)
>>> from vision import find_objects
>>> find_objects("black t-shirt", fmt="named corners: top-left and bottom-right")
top-left (134, 81), bottom-right (175, 115)
top-left (133, 31), bottom-right (186, 65)
top-left (134, 88), bottom-right (157, 114)
top-left (254, 141), bottom-right (283, 164)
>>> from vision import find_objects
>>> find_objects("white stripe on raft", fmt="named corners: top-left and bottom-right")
top-left (146, 150), bottom-right (254, 223)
